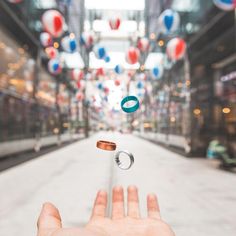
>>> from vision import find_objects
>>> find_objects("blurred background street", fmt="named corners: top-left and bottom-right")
top-left (1, 0), bottom-right (236, 235)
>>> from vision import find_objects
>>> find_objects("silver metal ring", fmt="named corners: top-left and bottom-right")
top-left (115, 150), bottom-right (134, 170)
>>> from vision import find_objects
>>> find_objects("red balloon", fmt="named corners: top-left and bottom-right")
top-left (103, 87), bottom-right (109, 94)
top-left (42, 10), bottom-right (64, 38)
top-left (77, 80), bottom-right (85, 90)
top-left (126, 47), bottom-right (140, 64)
top-left (76, 92), bottom-right (84, 101)
top-left (71, 69), bottom-right (84, 81)
top-left (96, 68), bottom-right (105, 77)
top-left (45, 47), bottom-right (59, 59)
top-left (109, 17), bottom-right (121, 30)
top-left (166, 38), bottom-right (186, 61)
top-left (137, 38), bottom-right (150, 52)
top-left (114, 79), bottom-right (121, 86)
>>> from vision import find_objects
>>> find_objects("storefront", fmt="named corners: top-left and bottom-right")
top-left (213, 61), bottom-right (236, 158)
top-left (0, 23), bottom-right (36, 142)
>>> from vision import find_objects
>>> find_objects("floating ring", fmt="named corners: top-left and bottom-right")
top-left (115, 150), bottom-right (134, 170)
top-left (96, 140), bottom-right (117, 151)
top-left (121, 96), bottom-right (140, 113)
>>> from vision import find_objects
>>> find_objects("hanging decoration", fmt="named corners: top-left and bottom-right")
top-left (96, 68), bottom-right (105, 77)
top-left (166, 37), bottom-right (186, 61)
top-left (109, 17), bottom-right (121, 30)
top-left (97, 82), bottom-right (103, 90)
top-left (48, 59), bottom-right (62, 75)
top-left (137, 81), bottom-right (144, 89)
top-left (76, 92), bottom-right (84, 101)
top-left (77, 80), bottom-right (85, 90)
top-left (61, 35), bottom-right (77, 53)
top-left (80, 32), bottom-right (94, 49)
top-left (104, 55), bottom-right (111, 63)
top-left (213, 0), bottom-right (236, 11)
top-left (151, 65), bottom-right (163, 79)
top-left (40, 32), bottom-right (53, 47)
top-left (137, 38), bottom-right (150, 52)
top-left (42, 10), bottom-right (65, 38)
top-left (158, 9), bottom-right (180, 34)
top-left (126, 47), bottom-right (140, 64)
top-left (45, 47), bottom-right (59, 59)
top-left (114, 79), bottom-right (121, 86)
top-left (94, 45), bottom-right (107, 59)
top-left (103, 86), bottom-right (110, 95)
top-left (114, 64), bottom-right (124, 74)
top-left (71, 69), bottom-right (84, 81)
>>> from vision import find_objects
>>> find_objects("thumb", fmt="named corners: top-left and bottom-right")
top-left (37, 202), bottom-right (62, 230)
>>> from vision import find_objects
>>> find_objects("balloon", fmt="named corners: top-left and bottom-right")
top-left (114, 64), bottom-right (124, 74)
top-left (94, 46), bottom-right (107, 59)
top-left (71, 69), bottom-right (84, 81)
top-left (114, 79), bottom-right (121, 86)
top-left (77, 80), bottom-right (85, 90)
top-left (151, 65), bottom-right (163, 79)
top-left (213, 0), bottom-right (236, 11)
top-left (96, 68), bottom-right (105, 77)
top-left (80, 32), bottom-right (94, 48)
top-left (158, 9), bottom-right (180, 33)
top-left (97, 82), bottom-right (103, 90)
top-left (48, 59), bottom-right (62, 75)
top-left (103, 87), bottom-right (109, 94)
top-left (139, 73), bottom-right (147, 81)
top-left (76, 92), bottom-right (84, 101)
top-left (137, 81), bottom-right (144, 89)
top-left (61, 35), bottom-right (77, 53)
top-left (137, 38), bottom-right (150, 52)
top-left (45, 47), bottom-right (59, 59)
top-left (42, 10), bottom-right (64, 38)
top-left (40, 32), bottom-right (53, 47)
top-left (104, 55), bottom-right (110, 63)
top-left (109, 17), bottom-right (121, 30)
top-left (126, 47), bottom-right (140, 64)
top-left (7, 0), bottom-right (22, 3)
top-left (166, 38), bottom-right (186, 61)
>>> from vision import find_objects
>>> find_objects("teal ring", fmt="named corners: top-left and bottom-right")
top-left (121, 95), bottom-right (140, 113)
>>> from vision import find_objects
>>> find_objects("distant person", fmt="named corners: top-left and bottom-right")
top-left (37, 186), bottom-right (175, 236)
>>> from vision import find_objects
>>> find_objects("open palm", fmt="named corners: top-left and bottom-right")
top-left (37, 186), bottom-right (175, 236)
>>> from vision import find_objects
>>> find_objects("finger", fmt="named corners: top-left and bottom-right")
top-left (37, 202), bottom-right (62, 230)
top-left (127, 185), bottom-right (140, 218)
top-left (147, 194), bottom-right (161, 220)
top-left (112, 186), bottom-right (125, 219)
top-left (91, 190), bottom-right (107, 219)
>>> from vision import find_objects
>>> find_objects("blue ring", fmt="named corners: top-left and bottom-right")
top-left (121, 96), bottom-right (140, 113)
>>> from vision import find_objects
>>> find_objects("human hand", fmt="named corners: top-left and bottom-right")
top-left (37, 186), bottom-right (175, 236)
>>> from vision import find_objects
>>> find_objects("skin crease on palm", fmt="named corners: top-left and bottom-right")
top-left (37, 185), bottom-right (175, 236)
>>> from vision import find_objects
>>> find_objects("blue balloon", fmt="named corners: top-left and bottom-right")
top-left (97, 47), bottom-right (106, 59)
top-left (159, 9), bottom-right (180, 33)
top-left (137, 81), bottom-right (143, 89)
top-left (164, 15), bottom-right (174, 31)
top-left (97, 83), bottom-right (103, 90)
top-left (104, 56), bottom-right (110, 63)
top-left (69, 40), bottom-right (77, 52)
top-left (53, 63), bottom-right (59, 71)
top-left (213, 0), bottom-right (235, 11)
top-left (114, 64), bottom-right (123, 74)
top-left (152, 65), bottom-right (163, 79)
top-left (153, 67), bottom-right (159, 77)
